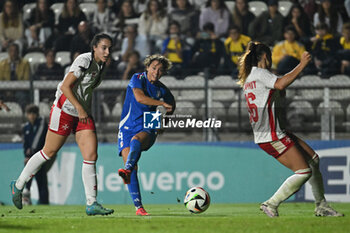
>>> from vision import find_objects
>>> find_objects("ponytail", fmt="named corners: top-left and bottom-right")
top-left (237, 41), bottom-right (271, 87)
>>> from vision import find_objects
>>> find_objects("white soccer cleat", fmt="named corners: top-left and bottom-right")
top-left (315, 203), bottom-right (344, 217)
top-left (260, 201), bottom-right (279, 217)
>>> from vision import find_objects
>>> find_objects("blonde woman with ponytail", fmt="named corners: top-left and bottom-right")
top-left (238, 41), bottom-right (343, 218)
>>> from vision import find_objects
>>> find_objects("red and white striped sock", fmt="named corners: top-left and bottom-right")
top-left (82, 160), bottom-right (97, 205)
top-left (16, 150), bottom-right (50, 190)
top-left (268, 168), bottom-right (312, 207)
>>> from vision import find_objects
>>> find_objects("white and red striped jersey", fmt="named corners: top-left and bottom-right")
top-left (243, 66), bottom-right (286, 143)
top-left (53, 53), bottom-right (105, 117)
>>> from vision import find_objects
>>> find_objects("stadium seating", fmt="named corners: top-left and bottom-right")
top-left (299, 75), bottom-right (324, 100)
top-left (24, 52), bottom-right (46, 73)
top-left (210, 76), bottom-right (237, 102)
top-left (101, 101), bottom-right (111, 117)
top-left (227, 100), bottom-right (250, 128)
top-left (50, 3), bottom-right (64, 24)
top-left (199, 101), bottom-right (226, 118)
top-left (278, 1), bottom-right (293, 17)
top-left (111, 102), bottom-right (123, 118)
top-left (287, 100), bottom-right (315, 130)
top-left (38, 102), bottom-right (51, 118)
top-left (23, 3), bottom-right (36, 21)
top-left (287, 101), bottom-right (314, 118)
top-left (248, 1), bottom-right (268, 17)
top-left (179, 75), bottom-right (205, 102)
top-left (329, 75), bottom-right (350, 100)
top-left (0, 52), bottom-right (8, 62)
top-left (175, 101), bottom-right (197, 116)
top-left (345, 104), bottom-right (350, 131)
top-left (0, 102), bottom-right (23, 132)
top-left (160, 75), bottom-right (180, 99)
top-left (0, 102), bottom-right (23, 118)
top-left (79, 3), bottom-right (97, 21)
top-left (316, 101), bottom-right (344, 122)
top-left (55, 51), bottom-right (71, 67)
top-left (225, 1), bottom-right (235, 12)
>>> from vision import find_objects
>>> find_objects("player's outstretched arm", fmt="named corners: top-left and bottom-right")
top-left (274, 51), bottom-right (311, 90)
top-left (133, 88), bottom-right (173, 112)
top-left (164, 91), bottom-right (176, 115)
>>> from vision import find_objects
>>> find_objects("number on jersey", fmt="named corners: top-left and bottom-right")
top-left (245, 93), bottom-right (258, 123)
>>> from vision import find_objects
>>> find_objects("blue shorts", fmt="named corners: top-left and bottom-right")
top-left (117, 128), bottom-right (157, 156)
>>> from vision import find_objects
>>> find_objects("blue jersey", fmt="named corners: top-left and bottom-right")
top-left (119, 72), bottom-right (174, 132)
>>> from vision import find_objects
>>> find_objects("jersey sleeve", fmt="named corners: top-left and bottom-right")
top-left (129, 74), bottom-right (143, 89)
top-left (69, 55), bottom-right (90, 79)
top-left (259, 70), bottom-right (278, 89)
top-left (159, 83), bottom-right (175, 104)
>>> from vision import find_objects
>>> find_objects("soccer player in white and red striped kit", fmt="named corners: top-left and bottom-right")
top-left (10, 33), bottom-right (114, 216)
top-left (238, 41), bottom-right (344, 217)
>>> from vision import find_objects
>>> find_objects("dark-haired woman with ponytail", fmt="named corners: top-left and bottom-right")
top-left (10, 33), bottom-right (114, 216)
top-left (238, 41), bottom-right (343, 218)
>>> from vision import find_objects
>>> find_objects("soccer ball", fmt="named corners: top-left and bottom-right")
top-left (184, 187), bottom-right (210, 214)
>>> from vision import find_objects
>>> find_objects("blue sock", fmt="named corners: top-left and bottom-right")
top-left (125, 140), bottom-right (141, 170)
top-left (127, 169), bottom-right (142, 209)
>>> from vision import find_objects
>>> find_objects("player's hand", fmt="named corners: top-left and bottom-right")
top-left (300, 52), bottom-right (311, 66)
top-left (78, 108), bottom-right (89, 124)
top-left (162, 102), bottom-right (173, 113)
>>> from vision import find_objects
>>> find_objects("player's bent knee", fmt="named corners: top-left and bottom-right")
top-left (131, 136), bottom-right (141, 141)
top-left (42, 148), bottom-right (58, 158)
top-left (82, 152), bottom-right (98, 161)
top-left (295, 167), bottom-right (312, 181)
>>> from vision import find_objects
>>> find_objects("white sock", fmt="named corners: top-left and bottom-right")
top-left (268, 168), bottom-right (312, 207)
top-left (308, 154), bottom-right (326, 206)
top-left (82, 160), bottom-right (97, 205)
top-left (16, 150), bottom-right (50, 190)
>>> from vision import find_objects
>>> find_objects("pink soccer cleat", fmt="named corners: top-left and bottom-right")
top-left (136, 207), bottom-right (150, 216)
top-left (118, 168), bottom-right (131, 184)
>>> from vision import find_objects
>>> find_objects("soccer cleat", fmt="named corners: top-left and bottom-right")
top-left (315, 203), bottom-right (344, 217)
top-left (10, 180), bottom-right (23, 209)
top-left (86, 202), bottom-right (114, 216)
top-left (118, 168), bottom-right (131, 184)
top-left (136, 207), bottom-right (150, 216)
top-left (260, 201), bottom-right (279, 217)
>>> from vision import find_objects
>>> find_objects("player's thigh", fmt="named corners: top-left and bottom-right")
top-left (294, 135), bottom-right (316, 160)
top-left (132, 131), bottom-right (153, 150)
top-left (75, 130), bottom-right (98, 161)
top-left (277, 145), bottom-right (309, 172)
top-left (42, 130), bottom-right (68, 157)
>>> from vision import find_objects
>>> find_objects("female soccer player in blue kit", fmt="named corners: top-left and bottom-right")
top-left (117, 54), bottom-right (175, 216)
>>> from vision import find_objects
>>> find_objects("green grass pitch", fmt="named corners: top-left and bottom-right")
top-left (0, 203), bottom-right (349, 233)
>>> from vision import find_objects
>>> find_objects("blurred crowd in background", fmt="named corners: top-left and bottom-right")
top-left (1, 0), bottom-right (350, 111)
